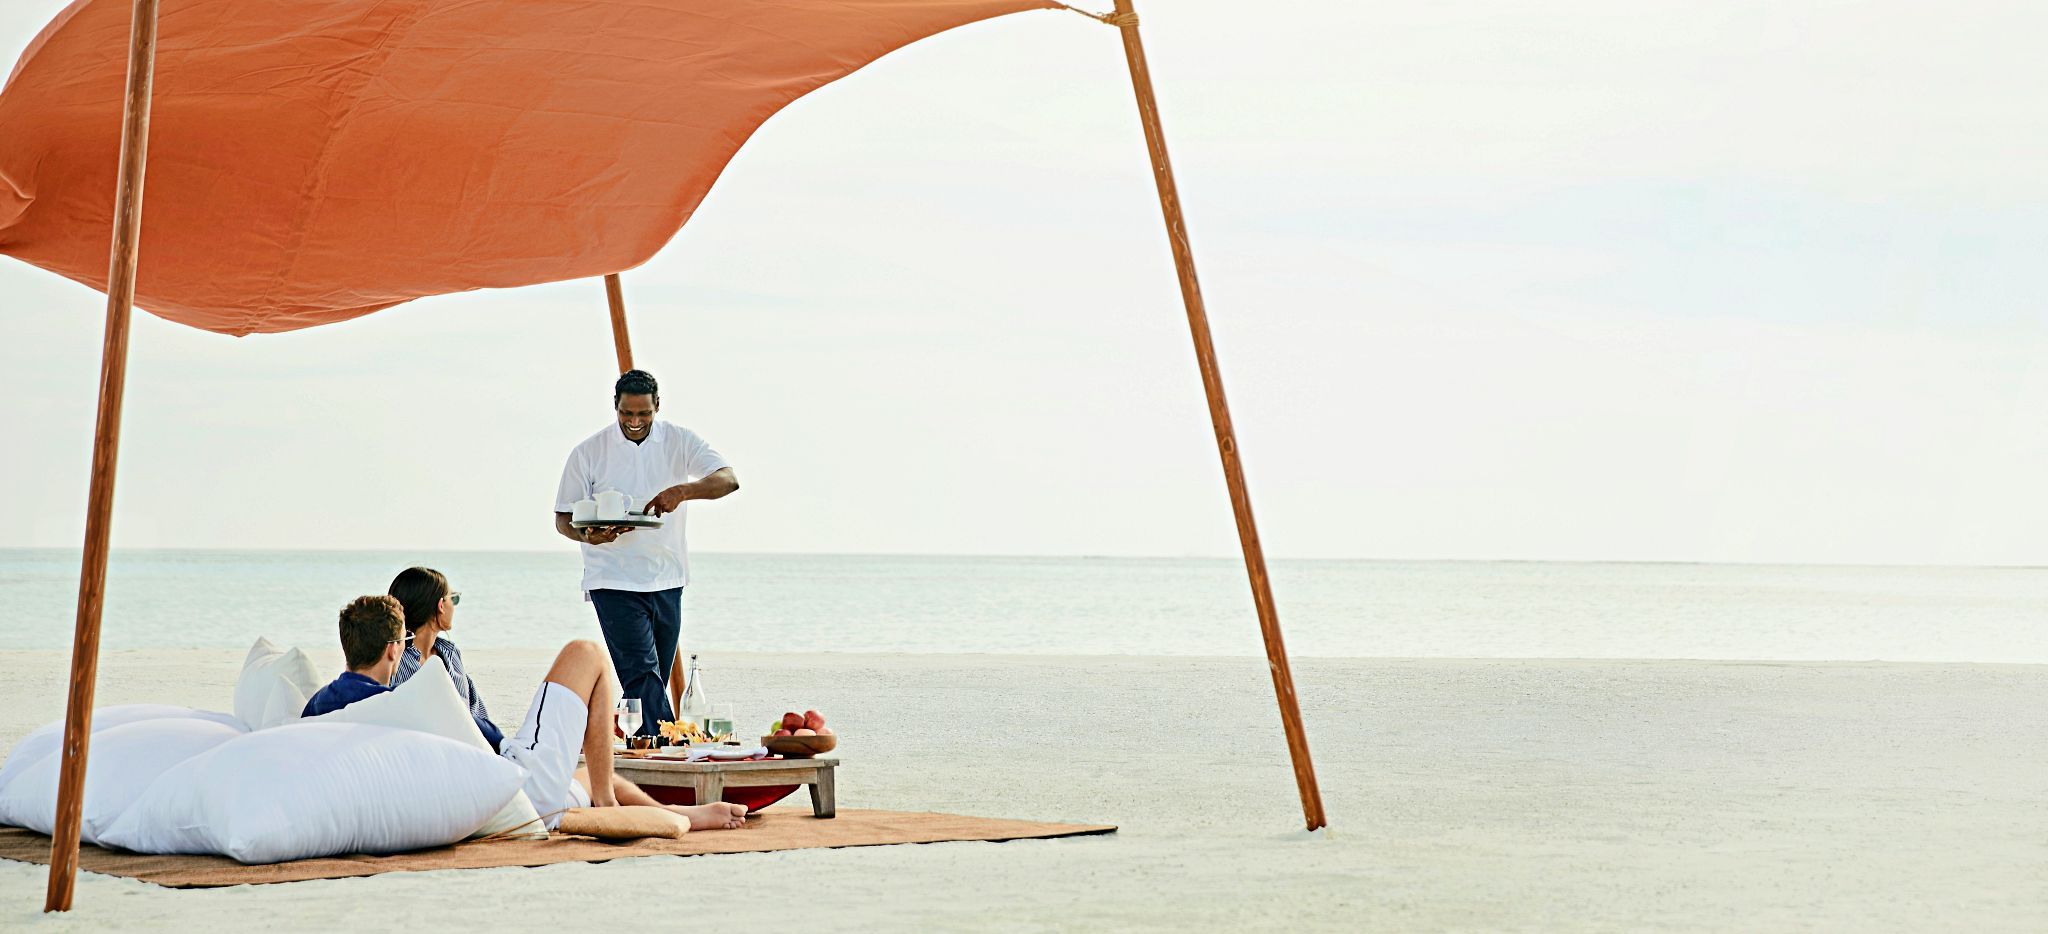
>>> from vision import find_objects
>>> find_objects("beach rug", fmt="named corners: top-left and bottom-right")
top-left (0, 809), bottom-right (1115, 888)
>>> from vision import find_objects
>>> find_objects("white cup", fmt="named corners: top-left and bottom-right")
top-left (595, 490), bottom-right (629, 520)
top-left (571, 498), bottom-right (597, 522)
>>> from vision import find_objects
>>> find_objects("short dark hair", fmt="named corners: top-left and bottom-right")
top-left (387, 566), bottom-right (449, 633)
top-left (614, 369), bottom-right (659, 406)
top-left (338, 595), bottom-right (403, 670)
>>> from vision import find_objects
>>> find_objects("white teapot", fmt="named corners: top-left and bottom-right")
top-left (594, 489), bottom-right (632, 521)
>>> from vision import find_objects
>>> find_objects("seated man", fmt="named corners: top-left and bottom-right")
top-left (304, 594), bottom-right (746, 831)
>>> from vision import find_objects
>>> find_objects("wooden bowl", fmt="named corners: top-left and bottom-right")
top-left (762, 733), bottom-right (837, 758)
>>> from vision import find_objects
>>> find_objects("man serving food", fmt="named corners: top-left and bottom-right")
top-left (554, 369), bottom-right (738, 737)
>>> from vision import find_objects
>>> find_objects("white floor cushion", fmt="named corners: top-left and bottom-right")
top-left (304, 656), bottom-right (545, 838)
top-left (99, 720), bottom-right (525, 864)
top-left (0, 718), bottom-right (243, 842)
top-left (233, 637), bottom-right (323, 730)
top-left (0, 704), bottom-right (246, 799)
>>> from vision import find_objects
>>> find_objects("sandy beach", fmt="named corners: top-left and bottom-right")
top-left (0, 650), bottom-right (2042, 932)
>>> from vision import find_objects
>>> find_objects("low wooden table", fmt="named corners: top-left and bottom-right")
top-left (610, 756), bottom-right (839, 818)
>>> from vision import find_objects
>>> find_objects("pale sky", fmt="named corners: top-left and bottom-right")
top-left (2, 1), bottom-right (2044, 564)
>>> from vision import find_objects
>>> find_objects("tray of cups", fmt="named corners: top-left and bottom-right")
top-left (572, 492), bottom-right (663, 529)
top-left (572, 513), bottom-right (663, 529)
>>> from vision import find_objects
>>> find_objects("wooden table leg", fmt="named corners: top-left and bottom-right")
top-left (695, 773), bottom-right (725, 807)
top-left (809, 768), bottom-right (836, 819)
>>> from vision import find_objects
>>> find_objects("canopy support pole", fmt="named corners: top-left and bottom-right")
top-left (599, 273), bottom-right (691, 715)
top-left (604, 273), bottom-right (634, 372)
top-left (1107, 0), bottom-right (1327, 830)
top-left (46, 0), bottom-right (161, 911)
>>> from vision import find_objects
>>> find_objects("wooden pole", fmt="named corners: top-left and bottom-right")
top-left (599, 274), bottom-right (690, 714)
top-left (604, 273), bottom-right (634, 373)
top-left (46, 0), bottom-right (161, 911)
top-left (1107, 0), bottom-right (1327, 830)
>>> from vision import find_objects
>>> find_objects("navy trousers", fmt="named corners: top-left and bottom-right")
top-left (590, 587), bottom-right (681, 736)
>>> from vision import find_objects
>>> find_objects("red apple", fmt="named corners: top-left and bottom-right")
top-left (781, 712), bottom-right (804, 731)
top-left (773, 728), bottom-right (793, 737)
top-left (817, 726), bottom-right (835, 736)
top-left (793, 728), bottom-right (817, 736)
top-left (803, 710), bottom-right (826, 730)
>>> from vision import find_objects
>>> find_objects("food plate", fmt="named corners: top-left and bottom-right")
top-left (572, 514), bottom-right (663, 530)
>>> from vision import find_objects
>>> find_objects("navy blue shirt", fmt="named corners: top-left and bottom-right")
top-left (301, 671), bottom-right (392, 718)
top-left (301, 670), bottom-right (504, 750)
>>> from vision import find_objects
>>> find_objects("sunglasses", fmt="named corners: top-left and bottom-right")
top-left (445, 592), bottom-right (462, 606)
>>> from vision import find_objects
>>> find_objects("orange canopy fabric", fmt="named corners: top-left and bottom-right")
top-left (0, 0), bottom-right (1057, 335)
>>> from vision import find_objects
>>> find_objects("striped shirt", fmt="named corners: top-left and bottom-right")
top-left (394, 636), bottom-right (504, 750)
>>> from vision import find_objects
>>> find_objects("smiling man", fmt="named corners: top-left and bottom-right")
top-left (553, 369), bottom-right (738, 736)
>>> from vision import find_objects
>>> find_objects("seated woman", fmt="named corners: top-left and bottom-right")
top-left (373, 567), bottom-right (744, 831)
top-left (388, 567), bottom-right (503, 747)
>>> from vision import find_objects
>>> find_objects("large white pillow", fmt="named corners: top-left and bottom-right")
top-left (305, 656), bottom-right (544, 839)
top-left (233, 637), bottom-right (322, 730)
top-left (0, 704), bottom-right (246, 799)
top-left (99, 721), bottom-right (525, 864)
top-left (0, 718), bottom-right (243, 842)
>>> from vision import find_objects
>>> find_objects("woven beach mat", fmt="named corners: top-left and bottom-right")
top-left (0, 809), bottom-right (1115, 888)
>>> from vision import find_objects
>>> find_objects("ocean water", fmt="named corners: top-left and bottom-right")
top-left (0, 549), bottom-right (2042, 663)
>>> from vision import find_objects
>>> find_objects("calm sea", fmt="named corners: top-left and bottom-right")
top-left (0, 549), bottom-right (2042, 662)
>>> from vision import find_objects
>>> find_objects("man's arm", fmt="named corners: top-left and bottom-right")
top-left (643, 466), bottom-right (738, 517)
top-left (555, 511), bottom-right (628, 545)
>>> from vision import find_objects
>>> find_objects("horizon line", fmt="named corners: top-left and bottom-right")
top-left (0, 544), bottom-right (2042, 572)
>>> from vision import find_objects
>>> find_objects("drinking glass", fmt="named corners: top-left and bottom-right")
top-left (615, 698), bottom-right (643, 742)
top-left (709, 703), bottom-right (736, 743)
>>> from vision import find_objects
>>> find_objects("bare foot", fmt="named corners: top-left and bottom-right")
top-left (664, 802), bottom-right (749, 830)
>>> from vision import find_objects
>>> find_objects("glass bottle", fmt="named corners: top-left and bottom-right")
top-left (678, 654), bottom-right (709, 733)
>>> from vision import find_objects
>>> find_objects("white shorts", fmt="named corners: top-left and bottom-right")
top-left (499, 680), bottom-right (592, 829)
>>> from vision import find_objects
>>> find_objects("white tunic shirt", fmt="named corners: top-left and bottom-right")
top-left (554, 420), bottom-right (729, 594)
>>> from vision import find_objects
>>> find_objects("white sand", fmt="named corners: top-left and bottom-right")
top-left (0, 650), bottom-right (2042, 932)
